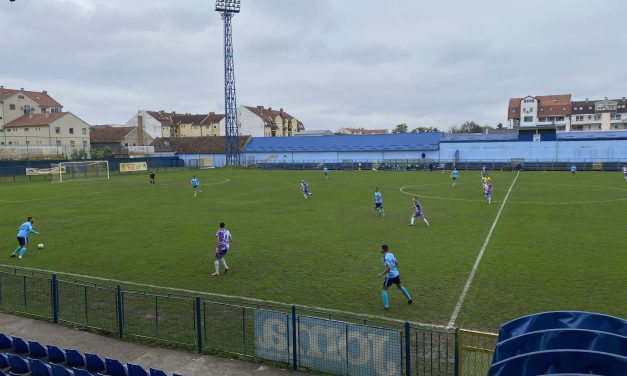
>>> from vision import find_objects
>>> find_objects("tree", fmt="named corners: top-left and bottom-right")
top-left (102, 146), bottom-right (113, 159)
top-left (71, 149), bottom-right (88, 160)
top-left (497, 123), bottom-right (504, 129)
top-left (450, 121), bottom-right (483, 134)
top-left (410, 126), bottom-right (440, 133)
top-left (391, 123), bottom-right (408, 134)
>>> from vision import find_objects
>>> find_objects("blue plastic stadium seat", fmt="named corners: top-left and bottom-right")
top-left (50, 364), bottom-right (73, 376)
top-left (85, 353), bottom-right (105, 373)
top-left (0, 334), bottom-right (12, 350)
top-left (127, 363), bottom-right (148, 376)
top-left (28, 358), bottom-right (52, 376)
top-left (105, 358), bottom-right (127, 376)
top-left (71, 368), bottom-right (91, 376)
top-left (28, 341), bottom-right (48, 358)
top-left (148, 369), bottom-right (167, 376)
top-left (47, 345), bottom-right (66, 364)
top-left (10, 337), bottom-right (29, 355)
top-left (64, 349), bottom-right (85, 368)
top-left (0, 353), bottom-right (8, 368)
top-left (7, 354), bottom-right (29, 374)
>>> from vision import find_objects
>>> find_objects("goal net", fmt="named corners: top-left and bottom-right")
top-left (51, 161), bottom-right (110, 183)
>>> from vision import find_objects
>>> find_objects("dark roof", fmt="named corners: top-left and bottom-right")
top-left (572, 98), bottom-right (627, 114)
top-left (147, 111), bottom-right (225, 126)
top-left (90, 126), bottom-right (134, 143)
top-left (5, 113), bottom-right (68, 127)
top-left (0, 88), bottom-right (62, 108)
top-left (243, 133), bottom-right (443, 152)
top-left (151, 136), bottom-right (251, 154)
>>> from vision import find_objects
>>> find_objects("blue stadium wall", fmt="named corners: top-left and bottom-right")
top-left (439, 140), bottom-right (627, 162)
top-left (243, 150), bottom-right (440, 163)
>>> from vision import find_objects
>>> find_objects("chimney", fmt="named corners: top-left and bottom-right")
top-left (268, 107), bottom-right (272, 111)
top-left (43, 90), bottom-right (47, 94)
top-left (45, 112), bottom-right (49, 119)
top-left (209, 112), bottom-right (215, 116)
top-left (585, 98), bottom-right (589, 102)
top-left (28, 112), bottom-right (33, 119)
top-left (137, 115), bottom-right (144, 146)
top-left (604, 97), bottom-right (608, 100)
top-left (20, 88), bottom-right (24, 92)
top-left (280, 108), bottom-right (284, 113)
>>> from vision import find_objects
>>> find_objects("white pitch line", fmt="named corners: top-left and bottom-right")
top-left (447, 172), bottom-right (520, 328)
top-left (0, 264), bottom-right (451, 331)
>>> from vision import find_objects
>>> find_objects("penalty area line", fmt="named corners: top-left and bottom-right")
top-left (0, 264), bottom-right (451, 332)
top-left (447, 172), bottom-right (520, 329)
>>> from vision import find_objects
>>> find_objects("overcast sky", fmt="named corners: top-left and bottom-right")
top-left (2, 0), bottom-right (626, 131)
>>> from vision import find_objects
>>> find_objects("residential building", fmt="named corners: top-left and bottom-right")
top-left (151, 136), bottom-right (251, 167)
top-left (571, 98), bottom-right (627, 131)
top-left (508, 94), bottom-right (627, 131)
top-left (3, 112), bottom-right (90, 150)
top-left (507, 95), bottom-right (572, 131)
top-left (294, 130), bottom-right (335, 136)
top-left (125, 110), bottom-right (225, 139)
top-left (90, 125), bottom-right (154, 153)
top-left (0, 87), bottom-right (90, 156)
top-left (237, 106), bottom-right (304, 137)
top-left (336, 127), bottom-right (389, 135)
top-left (0, 86), bottom-right (63, 128)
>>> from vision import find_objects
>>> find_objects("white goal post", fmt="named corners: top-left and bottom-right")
top-left (51, 161), bottom-right (110, 183)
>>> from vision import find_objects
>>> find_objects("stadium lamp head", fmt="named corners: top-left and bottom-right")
top-left (215, 0), bottom-right (241, 13)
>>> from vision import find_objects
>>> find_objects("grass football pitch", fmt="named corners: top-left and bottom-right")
top-left (0, 168), bottom-right (625, 331)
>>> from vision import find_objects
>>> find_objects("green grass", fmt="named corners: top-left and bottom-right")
top-left (0, 168), bottom-right (625, 331)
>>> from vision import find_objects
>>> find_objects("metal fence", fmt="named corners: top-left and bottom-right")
top-left (254, 159), bottom-right (627, 172)
top-left (0, 269), bottom-right (495, 376)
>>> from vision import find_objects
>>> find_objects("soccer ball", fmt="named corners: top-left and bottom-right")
top-left (37, 244), bottom-right (44, 249)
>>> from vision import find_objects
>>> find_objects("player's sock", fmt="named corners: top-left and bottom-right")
top-left (410, 217), bottom-right (415, 225)
top-left (11, 246), bottom-right (21, 256)
top-left (400, 287), bottom-right (412, 301)
top-left (381, 290), bottom-right (389, 308)
top-left (19, 248), bottom-right (26, 258)
top-left (213, 260), bottom-right (220, 274)
top-left (423, 218), bottom-right (430, 227)
top-left (221, 258), bottom-right (229, 270)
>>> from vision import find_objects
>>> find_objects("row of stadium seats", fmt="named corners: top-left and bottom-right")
top-left (0, 334), bottom-right (182, 376)
top-left (488, 311), bottom-right (627, 375)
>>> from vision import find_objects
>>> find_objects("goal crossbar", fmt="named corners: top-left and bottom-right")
top-left (51, 161), bottom-right (110, 183)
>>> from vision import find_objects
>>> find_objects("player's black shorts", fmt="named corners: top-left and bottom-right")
top-left (17, 237), bottom-right (27, 247)
top-left (375, 203), bottom-right (383, 208)
top-left (383, 275), bottom-right (401, 287)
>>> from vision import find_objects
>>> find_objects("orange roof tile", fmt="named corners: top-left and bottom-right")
top-left (0, 88), bottom-right (62, 108)
top-left (6, 113), bottom-right (68, 127)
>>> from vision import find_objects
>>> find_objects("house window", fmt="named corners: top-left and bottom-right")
top-left (42, 108), bottom-right (47, 113)
top-left (557, 117), bottom-right (564, 121)
top-left (55, 127), bottom-right (61, 134)
top-left (9, 104), bottom-right (15, 110)
top-left (24, 128), bottom-right (29, 132)
top-left (56, 140), bottom-right (61, 146)
top-left (26, 140), bottom-right (30, 145)
top-left (524, 116), bottom-right (533, 122)
top-left (575, 116), bottom-right (584, 121)
top-left (594, 114), bottom-right (601, 121)
top-left (70, 141), bottom-right (75, 147)
top-left (69, 128), bottom-right (74, 134)
top-left (82, 128), bottom-right (86, 134)
top-left (83, 141), bottom-right (87, 148)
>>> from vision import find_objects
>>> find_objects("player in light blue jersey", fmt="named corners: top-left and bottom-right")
top-left (191, 176), bottom-right (201, 196)
top-left (378, 245), bottom-right (412, 310)
top-left (374, 187), bottom-right (385, 216)
top-left (451, 168), bottom-right (459, 187)
top-left (11, 217), bottom-right (39, 259)
top-left (570, 165), bottom-right (577, 176)
top-left (322, 166), bottom-right (329, 180)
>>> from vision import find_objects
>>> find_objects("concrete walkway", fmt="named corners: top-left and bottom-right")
top-left (0, 312), bottom-right (295, 376)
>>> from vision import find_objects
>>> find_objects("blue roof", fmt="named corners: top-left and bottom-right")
top-left (440, 133), bottom-right (518, 142)
top-left (557, 131), bottom-right (627, 141)
top-left (243, 133), bottom-right (444, 152)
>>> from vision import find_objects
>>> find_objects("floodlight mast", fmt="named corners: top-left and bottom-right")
top-left (215, 0), bottom-right (241, 166)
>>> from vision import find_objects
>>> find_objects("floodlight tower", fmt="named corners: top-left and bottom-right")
top-left (215, 0), bottom-right (241, 166)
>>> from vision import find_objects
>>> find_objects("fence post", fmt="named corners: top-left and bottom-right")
top-left (291, 305), bottom-right (298, 371)
top-left (455, 328), bottom-right (461, 376)
top-left (51, 274), bottom-right (59, 323)
top-left (116, 286), bottom-right (124, 339)
top-left (195, 297), bottom-right (202, 354)
top-left (405, 322), bottom-right (411, 376)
